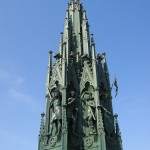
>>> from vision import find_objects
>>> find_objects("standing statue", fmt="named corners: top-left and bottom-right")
top-left (67, 91), bottom-right (77, 135)
top-left (82, 92), bottom-right (96, 135)
top-left (49, 89), bottom-right (62, 135)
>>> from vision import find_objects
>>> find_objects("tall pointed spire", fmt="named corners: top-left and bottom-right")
top-left (62, 0), bottom-right (91, 64)
top-left (38, 1), bottom-right (123, 150)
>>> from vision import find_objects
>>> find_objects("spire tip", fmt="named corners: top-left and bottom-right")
top-left (49, 50), bottom-right (53, 54)
top-left (41, 112), bottom-right (45, 118)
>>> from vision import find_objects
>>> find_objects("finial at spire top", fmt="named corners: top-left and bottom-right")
top-left (91, 33), bottom-right (95, 45)
top-left (71, 0), bottom-right (80, 4)
top-left (49, 50), bottom-right (53, 55)
top-left (41, 112), bottom-right (45, 118)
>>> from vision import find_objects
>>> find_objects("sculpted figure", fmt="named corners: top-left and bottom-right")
top-left (82, 92), bottom-right (96, 134)
top-left (49, 90), bottom-right (62, 135)
top-left (67, 91), bottom-right (77, 135)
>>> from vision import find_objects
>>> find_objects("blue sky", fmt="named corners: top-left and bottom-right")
top-left (0, 0), bottom-right (150, 149)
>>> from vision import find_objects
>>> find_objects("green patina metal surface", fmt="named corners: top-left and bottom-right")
top-left (38, 0), bottom-right (123, 150)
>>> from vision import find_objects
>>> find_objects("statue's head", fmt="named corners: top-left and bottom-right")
top-left (70, 91), bottom-right (75, 97)
top-left (53, 90), bottom-right (59, 98)
top-left (88, 93), bottom-right (92, 99)
top-left (85, 82), bottom-right (90, 89)
top-left (89, 93), bottom-right (92, 98)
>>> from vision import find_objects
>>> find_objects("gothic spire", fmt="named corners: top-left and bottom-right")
top-left (38, 1), bottom-right (123, 150)
top-left (63, 0), bottom-right (91, 64)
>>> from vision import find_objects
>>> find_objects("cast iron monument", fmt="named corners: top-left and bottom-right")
top-left (38, 0), bottom-right (123, 150)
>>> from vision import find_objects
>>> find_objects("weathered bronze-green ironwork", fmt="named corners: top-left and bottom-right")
top-left (38, 0), bottom-right (123, 150)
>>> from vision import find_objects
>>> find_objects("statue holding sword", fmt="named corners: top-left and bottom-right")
top-left (82, 92), bottom-right (96, 135)
top-left (48, 87), bottom-right (62, 136)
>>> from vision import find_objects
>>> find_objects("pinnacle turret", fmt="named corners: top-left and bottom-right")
top-left (39, 112), bottom-right (45, 136)
top-left (59, 32), bottom-right (63, 59)
top-left (91, 34), bottom-right (96, 60)
top-left (114, 114), bottom-right (123, 150)
top-left (38, 113), bottom-right (45, 150)
top-left (91, 33), bottom-right (95, 45)
top-left (46, 51), bottom-right (53, 97)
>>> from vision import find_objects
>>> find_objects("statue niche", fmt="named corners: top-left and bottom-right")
top-left (67, 90), bottom-right (78, 135)
top-left (49, 88), bottom-right (62, 136)
top-left (81, 82), bottom-right (96, 135)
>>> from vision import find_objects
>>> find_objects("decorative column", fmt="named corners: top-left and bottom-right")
top-left (61, 42), bottom-right (68, 150)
